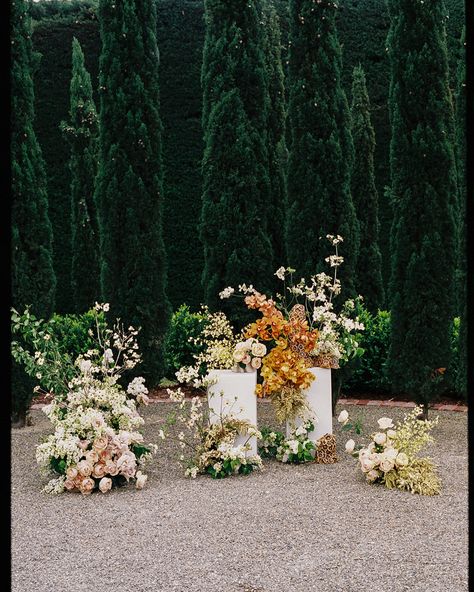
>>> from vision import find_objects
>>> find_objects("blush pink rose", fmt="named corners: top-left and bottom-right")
top-left (92, 463), bottom-right (107, 479)
top-left (85, 450), bottom-right (99, 464)
top-left (64, 479), bottom-right (76, 491)
top-left (135, 471), bottom-right (148, 490)
top-left (66, 466), bottom-right (78, 480)
top-left (93, 436), bottom-right (109, 452)
top-left (79, 477), bottom-right (95, 495)
top-left (105, 460), bottom-right (119, 476)
top-left (77, 460), bottom-right (93, 477)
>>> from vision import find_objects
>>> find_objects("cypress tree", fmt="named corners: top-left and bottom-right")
top-left (261, 0), bottom-right (288, 269)
top-left (200, 0), bottom-right (274, 320)
top-left (455, 27), bottom-right (466, 397)
top-left (350, 64), bottom-right (384, 311)
top-left (386, 0), bottom-right (458, 415)
top-left (95, 0), bottom-right (170, 383)
top-left (61, 38), bottom-right (100, 313)
top-left (285, 0), bottom-right (359, 298)
top-left (11, 0), bottom-right (56, 425)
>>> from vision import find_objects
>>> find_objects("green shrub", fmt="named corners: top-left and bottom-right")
top-left (48, 309), bottom-right (106, 360)
top-left (163, 305), bottom-right (207, 377)
top-left (346, 309), bottom-right (391, 393)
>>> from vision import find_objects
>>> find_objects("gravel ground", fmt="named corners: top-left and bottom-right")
top-left (11, 402), bottom-right (468, 592)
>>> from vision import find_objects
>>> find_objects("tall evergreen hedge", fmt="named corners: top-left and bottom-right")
top-left (350, 65), bottom-right (384, 311)
top-left (61, 37), bottom-right (100, 313)
top-left (29, 0), bottom-right (465, 311)
top-left (11, 0), bottom-right (56, 424)
top-left (386, 0), bottom-right (459, 413)
top-left (286, 0), bottom-right (359, 299)
top-left (95, 0), bottom-right (170, 383)
top-left (200, 0), bottom-right (274, 320)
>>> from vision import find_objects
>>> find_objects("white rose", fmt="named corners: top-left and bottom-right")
top-left (251, 342), bottom-right (267, 357)
top-left (374, 432), bottom-right (387, 446)
top-left (384, 447), bottom-right (398, 460)
top-left (135, 471), bottom-right (148, 490)
top-left (366, 469), bottom-right (380, 482)
top-left (379, 458), bottom-right (395, 472)
top-left (345, 439), bottom-right (355, 454)
top-left (387, 429), bottom-right (397, 439)
top-left (360, 457), bottom-right (375, 472)
top-left (98, 477), bottom-right (112, 494)
top-left (337, 410), bottom-right (349, 425)
top-left (396, 452), bottom-right (409, 467)
top-left (250, 357), bottom-right (261, 369)
top-left (233, 349), bottom-right (245, 363)
top-left (377, 417), bottom-right (394, 430)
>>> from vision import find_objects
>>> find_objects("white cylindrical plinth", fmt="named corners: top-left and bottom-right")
top-left (286, 367), bottom-right (332, 443)
top-left (206, 369), bottom-right (258, 456)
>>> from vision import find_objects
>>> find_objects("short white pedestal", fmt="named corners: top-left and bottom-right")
top-left (286, 367), bottom-right (333, 443)
top-left (206, 369), bottom-right (258, 456)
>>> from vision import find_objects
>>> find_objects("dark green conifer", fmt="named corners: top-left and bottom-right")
top-left (95, 0), bottom-right (170, 382)
top-left (11, 0), bottom-right (57, 426)
top-left (61, 38), bottom-right (100, 313)
top-left (350, 64), bottom-right (384, 311)
top-left (286, 0), bottom-right (359, 299)
top-left (200, 0), bottom-right (274, 322)
top-left (386, 0), bottom-right (459, 415)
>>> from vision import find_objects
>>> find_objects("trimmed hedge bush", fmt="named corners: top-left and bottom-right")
top-left (163, 305), bottom-right (207, 377)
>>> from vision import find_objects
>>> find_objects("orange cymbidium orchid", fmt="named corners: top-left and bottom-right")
top-left (243, 290), bottom-right (318, 398)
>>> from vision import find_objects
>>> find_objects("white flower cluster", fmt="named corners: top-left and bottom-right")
top-left (276, 420), bottom-right (316, 464)
top-left (35, 314), bottom-right (156, 495)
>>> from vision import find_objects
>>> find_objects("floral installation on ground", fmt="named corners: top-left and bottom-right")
top-left (259, 419), bottom-right (316, 464)
top-left (162, 387), bottom-right (262, 479)
top-left (219, 235), bottom-right (365, 423)
top-left (11, 303), bottom-right (156, 495)
top-left (340, 406), bottom-right (441, 495)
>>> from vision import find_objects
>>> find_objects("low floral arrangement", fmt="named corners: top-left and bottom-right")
top-left (11, 303), bottom-right (156, 495)
top-left (232, 337), bottom-right (267, 373)
top-left (219, 236), bottom-right (364, 423)
top-left (163, 387), bottom-right (262, 479)
top-left (340, 406), bottom-right (441, 495)
top-left (259, 420), bottom-right (316, 464)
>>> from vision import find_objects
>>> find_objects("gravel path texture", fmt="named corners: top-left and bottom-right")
top-left (11, 402), bottom-right (468, 592)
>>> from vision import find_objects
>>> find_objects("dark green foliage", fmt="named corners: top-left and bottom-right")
top-left (11, 0), bottom-right (57, 425)
top-left (454, 27), bottom-right (466, 398)
top-left (163, 305), bottom-right (207, 377)
top-left (386, 0), bottom-right (459, 413)
top-left (33, 19), bottom-right (100, 314)
top-left (261, 0), bottom-right (288, 268)
top-left (95, 0), bottom-right (170, 384)
top-left (350, 65), bottom-right (384, 311)
top-left (285, 0), bottom-right (359, 299)
top-left (61, 38), bottom-right (100, 313)
top-left (347, 309), bottom-right (392, 393)
top-left (200, 0), bottom-right (274, 322)
top-left (48, 309), bottom-right (106, 361)
top-left (30, 0), bottom-right (464, 310)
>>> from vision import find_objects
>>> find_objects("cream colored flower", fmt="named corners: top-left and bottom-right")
top-left (374, 432), bottom-right (387, 446)
top-left (92, 463), bottom-right (107, 479)
top-left (387, 429), bottom-right (397, 439)
top-left (396, 452), bottom-right (409, 467)
top-left (379, 458), bottom-right (395, 473)
top-left (66, 466), bottom-right (78, 480)
top-left (85, 450), bottom-right (99, 464)
top-left (377, 417), bottom-right (394, 430)
top-left (251, 342), bottom-right (267, 357)
top-left (98, 477), bottom-right (112, 494)
top-left (337, 410), bottom-right (349, 425)
top-left (384, 447), bottom-right (398, 460)
top-left (93, 436), bottom-right (108, 452)
top-left (366, 469), bottom-right (379, 482)
top-left (135, 471), bottom-right (148, 489)
top-left (345, 439), bottom-right (355, 453)
top-left (251, 357), bottom-right (261, 369)
top-left (360, 457), bottom-right (375, 472)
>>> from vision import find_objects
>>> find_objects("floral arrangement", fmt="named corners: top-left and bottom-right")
top-left (340, 406), bottom-right (441, 495)
top-left (232, 337), bottom-right (267, 373)
top-left (175, 305), bottom-right (237, 387)
top-left (259, 420), bottom-right (316, 464)
top-left (12, 303), bottom-right (156, 495)
top-left (163, 388), bottom-right (262, 479)
top-left (219, 236), bottom-right (364, 422)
